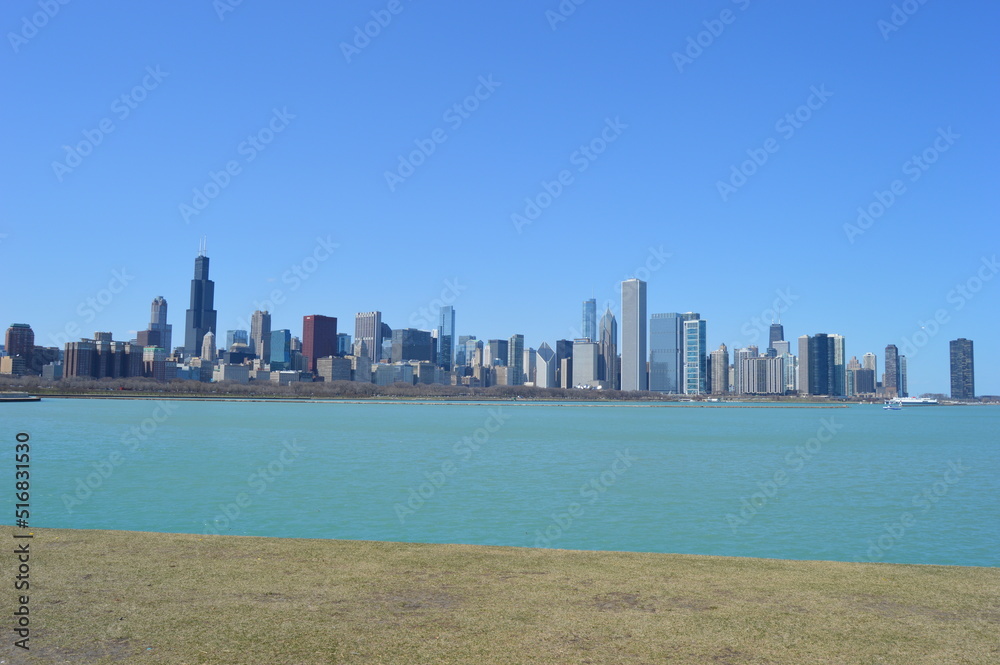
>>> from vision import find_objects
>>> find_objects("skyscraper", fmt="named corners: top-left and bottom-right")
top-left (391, 328), bottom-right (434, 363)
top-left (884, 344), bottom-right (900, 398)
top-left (683, 316), bottom-right (707, 395)
top-left (226, 330), bottom-right (248, 350)
top-left (302, 315), bottom-right (337, 374)
top-left (355, 312), bottom-right (382, 364)
top-left (799, 333), bottom-right (846, 395)
top-left (184, 250), bottom-right (217, 358)
top-left (572, 339), bottom-right (598, 387)
top-left (899, 355), bottom-right (908, 398)
top-left (250, 310), bottom-right (271, 363)
top-left (270, 329), bottom-right (291, 370)
top-left (486, 339), bottom-right (509, 367)
top-left (201, 330), bottom-right (217, 362)
top-left (437, 306), bottom-right (456, 370)
top-left (831, 334), bottom-right (846, 397)
top-left (598, 308), bottom-right (618, 389)
top-left (149, 296), bottom-right (172, 353)
top-left (768, 322), bottom-right (784, 349)
top-left (508, 334), bottom-right (524, 386)
top-left (950, 338), bottom-right (975, 400)
top-left (582, 298), bottom-right (597, 342)
top-left (536, 342), bottom-right (557, 388)
top-left (620, 279), bottom-right (647, 391)
top-left (649, 313), bottom-right (683, 393)
top-left (710, 343), bottom-right (729, 395)
top-left (4, 324), bottom-right (34, 369)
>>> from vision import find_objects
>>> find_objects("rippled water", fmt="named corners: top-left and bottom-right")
top-left (5, 398), bottom-right (998, 566)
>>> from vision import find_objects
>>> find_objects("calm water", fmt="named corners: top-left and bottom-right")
top-left (4, 398), bottom-right (998, 566)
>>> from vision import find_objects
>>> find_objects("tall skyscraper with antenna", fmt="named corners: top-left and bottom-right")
top-left (184, 240), bottom-right (217, 358)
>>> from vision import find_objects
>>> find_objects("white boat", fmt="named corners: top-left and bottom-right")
top-left (892, 397), bottom-right (939, 406)
top-left (883, 400), bottom-right (902, 410)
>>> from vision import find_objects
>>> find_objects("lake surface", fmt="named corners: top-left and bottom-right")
top-left (4, 398), bottom-right (998, 566)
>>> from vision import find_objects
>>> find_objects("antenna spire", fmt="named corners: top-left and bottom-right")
top-left (198, 236), bottom-right (207, 257)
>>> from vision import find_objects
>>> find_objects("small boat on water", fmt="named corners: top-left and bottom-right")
top-left (883, 400), bottom-right (902, 410)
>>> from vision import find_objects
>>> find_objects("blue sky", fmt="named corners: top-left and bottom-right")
top-left (2, 0), bottom-right (997, 395)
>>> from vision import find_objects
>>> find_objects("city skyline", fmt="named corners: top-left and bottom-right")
top-left (0, 247), bottom-right (985, 397)
top-left (2, 3), bottom-right (997, 395)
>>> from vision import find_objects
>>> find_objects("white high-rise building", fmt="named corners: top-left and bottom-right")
top-left (620, 279), bottom-right (647, 391)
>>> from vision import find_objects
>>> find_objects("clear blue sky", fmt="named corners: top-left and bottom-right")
top-left (3, 1), bottom-right (997, 395)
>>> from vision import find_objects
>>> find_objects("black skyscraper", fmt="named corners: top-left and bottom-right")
top-left (184, 253), bottom-right (217, 357)
top-left (950, 338), bottom-right (975, 400)
top-left (768, 323), bottom-right (784, 349)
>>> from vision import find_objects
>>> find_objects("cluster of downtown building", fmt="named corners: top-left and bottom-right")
top-left (0, 254), bottom-right (979, 400)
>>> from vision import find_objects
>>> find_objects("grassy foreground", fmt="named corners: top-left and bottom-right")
top-left (5, 527), bottom-right (998, 664)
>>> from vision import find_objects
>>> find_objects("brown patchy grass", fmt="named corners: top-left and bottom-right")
top-left (5, 526), bottom-right (998, 664)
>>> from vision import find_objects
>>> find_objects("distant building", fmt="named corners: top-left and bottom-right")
top-left (391, 328), bottom-right (434, 363)
top-left (535, 342), bottom-right (557, 388)
top-left (710, 344), bottom-right (729, 395)
top-left (768, 323), bottom-right (784, 350)
top-left (337, 333), bottom-right (352, 356)
top-left (572, 339), bottom-right (599, 388)
top-left (950, 338), bottom-right (975, 400)
top-left (883, 344), bottom-right (900, 398)
top-left (201, 330), bottom-right (217, 363)
top-left (486, 339), bottom-right (509, 367)
top-left (899, 355), bottom-right (908, 398)
top-left (649, 313), bottom-right (683, 394)
top-left (798, 333), bottom-right (845, 396)
top-left (148, 297), bottom-right (172, 355)
top-left (250, 310), bottom-right (271, 365)
top-left (270, 329), bottom-right (291, 370)
top-left (4, 324), bottom-right (34, 374)
top-left (555, 340), bottom-right (573, 388)
top-left (598, 308), bottom-right (618, 389)
top-left (582, 298), bottom-right (597, 342)
top-left (683, 317), bottom-right (707, 395)
top-left (317, 356), bottom-right (353, 382)
top-left (213, 363), bottom-right (250, 384)
top-left (184, 251), bottom-right (218, 358)
top-left (508, 334), bottom-right (524, 386)
top-left (355, 312), bottom-right (382, 364)
top-left (226, 330), bottom-right (249, 351)
top-left (437, 306), bottom-right (456, 371)
top-left (302, 315), bottom-right (337, 374)
top-left (621, 279), bottom-right (647, 391)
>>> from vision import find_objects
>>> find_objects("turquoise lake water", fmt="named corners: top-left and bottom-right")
top-left (3, 398), bottom-right (998, 566)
